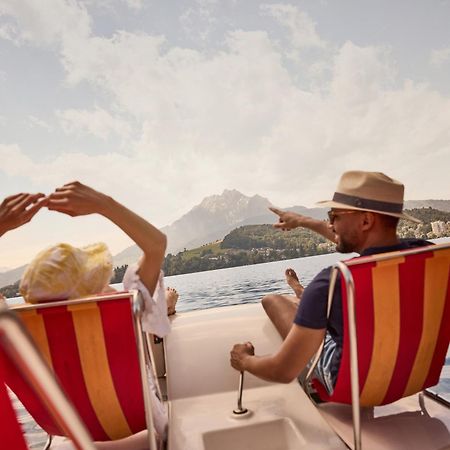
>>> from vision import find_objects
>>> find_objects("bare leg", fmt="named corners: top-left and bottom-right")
top-left (262, 294), bottom-right (298, 339)
top-left (262, 268), bottom-right (305, 340)
top-left (166, 287), bottom-right (179, 315)
top-left (285, 268), bottom-right (304, 299)
top-left (95, 431), bottom-right (150, 450)
top-left (54, 430), bottom-right (152, 450)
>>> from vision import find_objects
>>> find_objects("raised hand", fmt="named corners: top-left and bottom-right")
top-left (47, 181), bottom-right (109, 217)
top-left (269, 206), bottom-right (301, 231)
top-left (0, 193), bottom-right (46, 237)
top-left (269, 206), bottom-right (336, 242)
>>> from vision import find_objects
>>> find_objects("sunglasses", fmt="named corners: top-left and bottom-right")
top-left (327, 210), bottom-right (359, 224)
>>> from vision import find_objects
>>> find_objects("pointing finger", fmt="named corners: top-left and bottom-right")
top-left (269, 206), bottom-right (283, 216)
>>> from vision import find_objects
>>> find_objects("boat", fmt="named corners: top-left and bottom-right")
top-left (5, 294), bottom-right (450, 449)
top-left (5, 243), bottom-right (450, 450)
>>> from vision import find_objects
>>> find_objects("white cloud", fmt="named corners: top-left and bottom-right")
top-left (430, 47), bottom-right (450, 67)
top-left (28, 115), bottom-right (52, 131)
top-left (0, 21), bottom-right (19, 43)
top-left (261, 3), bottom-right (326, 50)
top-left (2, 3), bottom-right (450, 207)
top-left (57, 107), bottom-right (132, 140)
top-left (330, 41), bottom-right (396, 106)
top-left (1, 1), bottom-right (450, 267)
top-left (180, 0), bottom-right (218, 42)
top-left (0, 0), bottom-right (91, 47)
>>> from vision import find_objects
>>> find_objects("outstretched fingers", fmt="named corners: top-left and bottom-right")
top-left (21, 196), bottom-right (48, 221)
top-left (12, 193), bottom-right (46, 210)
top-left (1, 192), bottom-right (27, 206)
top-left (269, 206), bottom-right (283, 216)
top-left (269, 206), bottom-right (284, 228)
top-left (46, 181), bottom-right (104, 217)
top-left (0, 192), bottom-right (47, 235)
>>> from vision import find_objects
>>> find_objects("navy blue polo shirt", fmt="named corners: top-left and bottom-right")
top-left (293, 238), bottom-right (432, 382)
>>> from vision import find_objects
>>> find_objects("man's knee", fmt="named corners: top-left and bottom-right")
top-left (261, 294), bottom-right (278, 315)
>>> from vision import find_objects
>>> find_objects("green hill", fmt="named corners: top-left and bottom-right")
top-left (162, 224), bottom-right (334, 276)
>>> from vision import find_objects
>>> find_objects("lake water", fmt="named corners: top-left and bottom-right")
top-left (165, 251), bottom-right (354, 312)
top-left (162, 237), bottom-right (450, 313)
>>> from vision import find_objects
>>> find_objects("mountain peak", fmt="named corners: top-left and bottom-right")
top-left (198, 189), bottom-right (270, 216)
top-left (199, 189), bottom-right (246, 208)
top-left (222, 188), bottom-right (242, 195)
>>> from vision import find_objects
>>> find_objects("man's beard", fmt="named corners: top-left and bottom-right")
top-left (335, 235), bottom-right (358, 254)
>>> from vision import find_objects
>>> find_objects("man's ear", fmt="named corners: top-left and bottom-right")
top-left (361, 212), bottom-right (375, 230)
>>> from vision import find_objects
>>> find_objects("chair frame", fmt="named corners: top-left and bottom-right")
top-left (0, 303), bottom-right (95, 449)
top-left (305, 242), bottom-right (450, 450)
top-left (10, 290), bottom-right (160, 450)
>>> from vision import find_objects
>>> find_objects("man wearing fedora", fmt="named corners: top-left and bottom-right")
top-left (230, 171), bottom-right (428, 394)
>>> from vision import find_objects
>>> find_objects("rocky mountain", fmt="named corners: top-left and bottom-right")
top-left (113, 189), bottom-right (328, 267)
top-left (0, 264), bottom-right (27, 289)
top-left (113, 189), bottom-right (274, 266)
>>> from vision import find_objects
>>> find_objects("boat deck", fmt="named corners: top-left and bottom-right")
top-left (9, 302), bottom-right (450, 449)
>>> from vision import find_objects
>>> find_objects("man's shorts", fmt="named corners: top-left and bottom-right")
top-left (299, 332), bottom-right (337, 396)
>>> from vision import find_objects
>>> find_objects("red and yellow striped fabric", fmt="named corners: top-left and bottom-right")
top-left (314, 244), bottom-right (450, 406)
top-left (7, 294), bottom-right (147, 441)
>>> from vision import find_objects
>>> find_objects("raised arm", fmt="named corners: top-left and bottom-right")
top-left (0, 193), bottom-right (46, 237)
top-left (47, 181), bottom-right (166, 296)
top-left (269, 206), bottom-right (336, 243)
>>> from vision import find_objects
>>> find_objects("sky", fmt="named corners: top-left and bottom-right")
top-left (1, 0), bottom-right (450, 270)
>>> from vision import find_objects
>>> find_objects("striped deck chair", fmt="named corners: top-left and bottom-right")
top-left (306, 242), bottom-right (450, 450)
top-left (0, 304), bottom-right (94, 450)
top-left (8, 291), bottom-right (160, 450)
top-left (0, 377), bottom-right (28, 450)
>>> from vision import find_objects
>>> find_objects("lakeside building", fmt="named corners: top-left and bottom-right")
top-left (431, 221), bottom-right (450, 236)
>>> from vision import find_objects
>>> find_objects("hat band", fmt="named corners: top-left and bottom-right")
top-left (332, 192), bottom-right (403, 213)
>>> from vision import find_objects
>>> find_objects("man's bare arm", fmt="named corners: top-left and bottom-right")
top-left (230, 325), bottom-right (325, 383)
top-left (269, 206), bottom-right (336, 243)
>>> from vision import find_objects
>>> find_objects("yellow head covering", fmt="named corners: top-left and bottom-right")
top-left (20, 242), bottom-right (113, 303)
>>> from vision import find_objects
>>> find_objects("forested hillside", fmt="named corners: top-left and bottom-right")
top-left (163, 224), bottom-right (334, 276)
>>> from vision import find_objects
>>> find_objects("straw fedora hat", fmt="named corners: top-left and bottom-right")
top-left (317, 171), bottom-right (420, 223)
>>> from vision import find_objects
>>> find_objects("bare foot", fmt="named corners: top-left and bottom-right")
top-left (166, 287), bottom-right (179, 315)
top-left (285, 268), bottom-right (304, 299)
